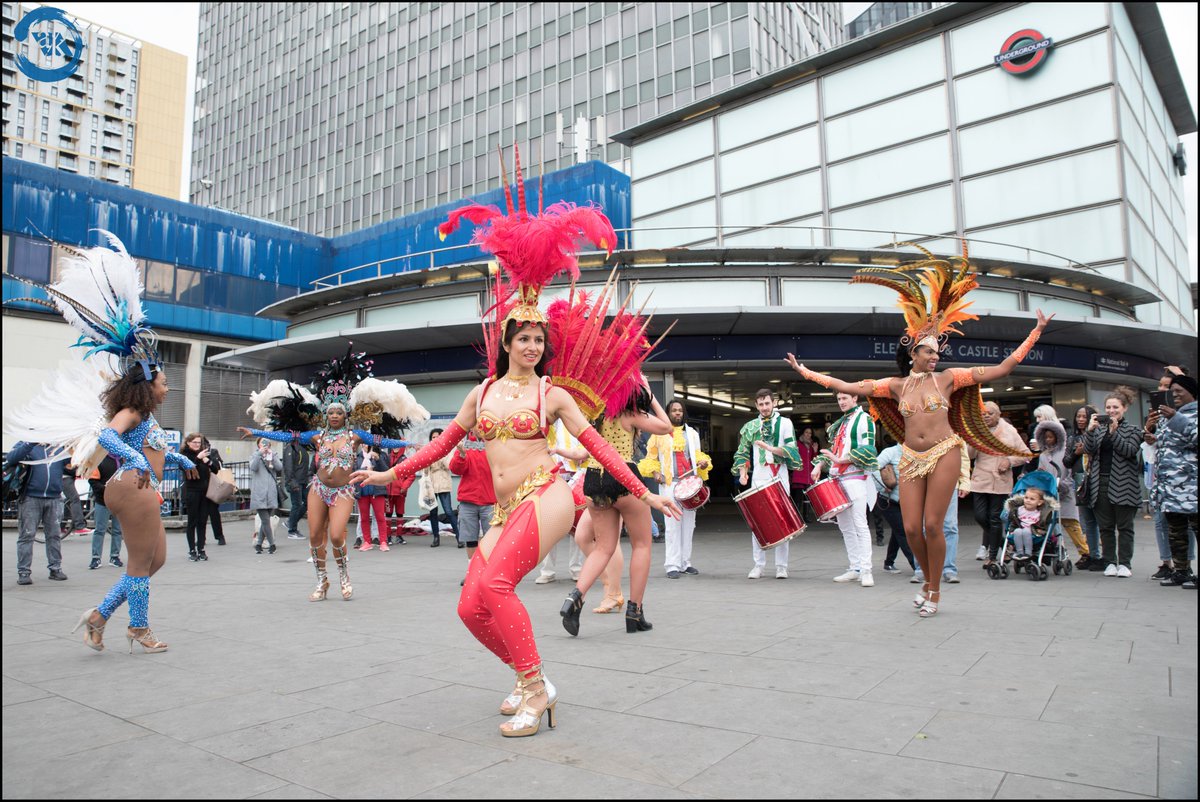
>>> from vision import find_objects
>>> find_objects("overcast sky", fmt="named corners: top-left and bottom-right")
top-left (40, 2), bottom-right (1200, 283)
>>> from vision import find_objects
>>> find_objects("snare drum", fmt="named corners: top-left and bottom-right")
top-left (805, 478), bottom-right (852, 522)
top-left (673, 474), bottom-right (710, 511)
top-left (734, 479), bottom-right (806, 550)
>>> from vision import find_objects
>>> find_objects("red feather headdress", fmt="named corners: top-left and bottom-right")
top-left (439, 146), bottom-right (616, 330)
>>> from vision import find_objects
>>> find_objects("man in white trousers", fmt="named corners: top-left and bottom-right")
top-left (734, 389), bottom-right (801, 579)
top-left (641, 400), bottom-right (711, 579)
top-left (535, 419), bottom-right (585, 583)
top-left (814, 391), bottom-right (879, 587)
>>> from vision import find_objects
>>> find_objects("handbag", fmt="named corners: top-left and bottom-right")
top-left (1076, 473), bottom-right (1091, 507)
top-left (206, 468), bottom-right (237, 504)
top-left (418, 475), bottom-right (436, 511)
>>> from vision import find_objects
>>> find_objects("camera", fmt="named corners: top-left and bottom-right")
top-left (1095, 414), bottom-right (1111, 426)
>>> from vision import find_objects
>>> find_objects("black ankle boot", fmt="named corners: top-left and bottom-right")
top-left (430, 533), bottom-right (440, 547)
top-left (626, 600), bottom-right (653, 633)
top-left (560, 589), bottom-right (583, 636)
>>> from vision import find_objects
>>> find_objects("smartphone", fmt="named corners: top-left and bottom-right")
top-left (1149, 390), bottom-right (1171, 411)
top-left (1095, 414), bottom-right (1111, 426)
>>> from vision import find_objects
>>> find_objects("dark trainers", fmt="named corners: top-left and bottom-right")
top-left (1151, 562), bottom-right (1173, 580)
top-left (48, 569), bottom-right (68, 581)
top-left (89, 558), bottom-right (102, 570)
top-left (1183, 576), bottom-right (1196, 590)
top-left (109, 556), bottom-right (123, 568)
top-left (666, 570), bottom-right (681, 579)
top-left (1161, 571), bottom-right (1190, 587)
top-left (268, 544), bottom-right (277, 554)
top-left (683, 567), bottom-right (700, 575)
top-left (17, 574), bottom-right (32, 585)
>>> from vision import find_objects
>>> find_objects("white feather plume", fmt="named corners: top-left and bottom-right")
top-left (246, 379), bottom-right (320, 426)
top-left (350, 377), bottom-right (430, 423)
top-left (48, 229), bottom-right (147, 373)
top-left (4, 359), bottom-right (111, 474)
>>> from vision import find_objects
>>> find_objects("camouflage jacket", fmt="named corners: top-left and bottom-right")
top-left (1151, 401), bottom-right (1197, 514)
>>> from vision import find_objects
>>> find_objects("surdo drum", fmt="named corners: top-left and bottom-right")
top-left (805, 477), bottom-right (852, 522)
top-left (734, 479), bottom-right (806, 550)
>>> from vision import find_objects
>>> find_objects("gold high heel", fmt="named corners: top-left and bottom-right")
top-left (592, 594), bottom-right (625, 614)
top-left (71, 607), bottom-right (106, 652)
top-left (309, 547), bottom-right (329, 601)
top-left (499, 666), bottom-right (523, 716)
top-left (333, 544), bottom-right (352, 600)
top-left (499, 666), bottom-right (557, 738)
top-left (126, 627), bottom-right (168, 653)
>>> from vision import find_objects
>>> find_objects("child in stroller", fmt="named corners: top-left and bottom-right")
top-left (986, 470), bottom-right (1069, 580)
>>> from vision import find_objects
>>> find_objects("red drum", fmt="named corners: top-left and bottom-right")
top-left (734, 479), bottom-right (806, 550)
top-left (673, 474), bottom-right (710, 511)
top-left (805, 478), bottom-right (852, 522)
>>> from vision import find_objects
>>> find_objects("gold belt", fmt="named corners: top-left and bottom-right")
top-left (490, 464), bottom-right (558, 526)
top-left (899, 434), bottom-right (969, 489)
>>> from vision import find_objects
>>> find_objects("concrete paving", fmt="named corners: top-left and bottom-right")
top-left (3, 504), bottom-right (1196, 799)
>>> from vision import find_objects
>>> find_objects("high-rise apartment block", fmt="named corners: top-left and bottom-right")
top-left (0, 2), bottom-right (187, 198)
top-left (192, 2), bottom-right (843, 236)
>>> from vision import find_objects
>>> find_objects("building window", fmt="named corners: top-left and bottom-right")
top-left (14, 143), bottom-right (22, 157)
top-left (10, 236), bottom-right (53, 283)
top-left (39, 149), bottom-right (46, 163)
top-left (88, 161), bottom-right (96, 175)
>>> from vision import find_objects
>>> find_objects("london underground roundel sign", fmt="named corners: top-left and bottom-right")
top-left (994, 29), bottom-right (1053, 75)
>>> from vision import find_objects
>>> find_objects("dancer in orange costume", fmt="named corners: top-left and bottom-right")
top-left (786, 244), bottom-right (1045, 617)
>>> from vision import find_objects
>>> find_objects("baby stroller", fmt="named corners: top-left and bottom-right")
top-left (990, 470), bottom-right (1071, 581)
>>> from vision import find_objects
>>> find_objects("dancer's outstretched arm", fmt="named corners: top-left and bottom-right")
top-left (785, 354), bottom-right (891, 397)
top-left (946, 310), bottom-right (1054, 387)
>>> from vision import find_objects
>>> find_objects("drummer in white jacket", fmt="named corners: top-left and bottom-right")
top-left (640, 400), bottom-right (712, 579)
top-left (734, 389), bottom-right (802, 578)
top-left (812, 391), bottom-right (879, 587)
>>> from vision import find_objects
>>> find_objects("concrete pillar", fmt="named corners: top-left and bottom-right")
top-left (184, 342), bottom-right (204, 434)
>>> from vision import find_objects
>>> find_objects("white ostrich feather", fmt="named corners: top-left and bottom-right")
top-left (246, 379), bottom-right (320, 426)
top-left (4, 359), bottom-right (111, 473)
top-left (48, 230), bottom-right (147, 371)
top-left (350, 377), bottom-right (430, 423)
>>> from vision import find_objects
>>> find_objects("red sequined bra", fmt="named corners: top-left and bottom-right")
top-left (475, 377), bottom-right (549, 442)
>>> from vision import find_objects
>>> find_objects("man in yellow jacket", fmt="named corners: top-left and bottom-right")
top-left (640, 400), bottom-right (711, 579)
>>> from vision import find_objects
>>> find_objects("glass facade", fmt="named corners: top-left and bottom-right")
top-left (191, 2), bottom-right (844, 236)
top-left (628, 2), bottom-right (1194, 330)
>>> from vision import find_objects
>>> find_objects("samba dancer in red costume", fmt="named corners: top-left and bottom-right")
top-left (353, 150), bottom-right (680, 737)
top-left (786, 244), bottom-right (1045, 617)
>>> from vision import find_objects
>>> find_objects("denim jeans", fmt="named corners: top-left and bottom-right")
top-left (1079, 502), bottom-right (1101, 558)
top-left (286, 484), bottom-right (307, 534)
top-left (429, 492), bottom-right (459, 537)
top-left (879, 497), bottom-right (915, 570)
top-left (90, 502), bottom-right (123, 560)
top-left (17, 496), bottom-right (63, 575)
top-left (1157, 509), bottom-right (1196, 561)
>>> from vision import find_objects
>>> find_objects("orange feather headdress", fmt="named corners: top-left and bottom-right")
top-left (850, 242), bottom-right (978, 352)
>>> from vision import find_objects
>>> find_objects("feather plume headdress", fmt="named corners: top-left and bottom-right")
top-left (247, 379), bottom-right (322, 433)
top-left (8, 230), bottom-right (160, 380)
top-left (349, 377), bottom-right (430, 438)
top-left (437, 145), bottom-right (616, 331)
top-left (546, 270), bottom-right (673, 421)
top-left (850, 242), bottom-right (978, 352)
top-left (3, 358), bottom-right (111, 475)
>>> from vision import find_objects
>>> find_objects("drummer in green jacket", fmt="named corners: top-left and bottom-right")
top-left (812, 391), bottom-right (879, 587)
top-left (733, 389), bottom-right (802, 579)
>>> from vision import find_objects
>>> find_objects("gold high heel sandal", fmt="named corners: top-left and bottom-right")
top-left (126, 627), bottom-right (168, 653)
top-left (499, 667), bottom-right (557, 738)
top-left (309, 548), bottom-right (329, 601)
top-left (71, 607), bottom-right (106, 652)
top-left (333, 544), bottom-right (353, 600)
top-left (592, 594), bottom-right (625, 614)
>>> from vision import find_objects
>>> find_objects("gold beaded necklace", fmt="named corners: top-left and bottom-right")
top-left (499, 373), bottom-right (531, 402)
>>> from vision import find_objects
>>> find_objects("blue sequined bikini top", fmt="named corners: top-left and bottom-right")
top-left (122, 414), bottom-right (169, 453)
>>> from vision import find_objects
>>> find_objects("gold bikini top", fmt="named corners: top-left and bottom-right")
top-left (898, 372), bottom-right (949, 418)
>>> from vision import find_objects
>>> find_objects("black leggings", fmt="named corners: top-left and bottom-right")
top-left (185, 488), bottom-right (208, 553)
top-left (973, 492), bottom-right (1006, 559)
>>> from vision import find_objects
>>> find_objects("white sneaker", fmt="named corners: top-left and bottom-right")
top-left (534, 573), bottom-right (556, 584)
top-left (833, 570), bottom-right (859, 583)
top-left (570, 570), bottom-right (581, 581)
top-left (1116, 564), bottom-right (1132, 578)
top-left (860, 571), bottom-right (874, 587)
top-left (776, 566), bottom-right (788, 579)
top-left (975, 545), bottom-right (987, 561)
top-left (1103, 564), bottom-right (1118, 577)
top-left (748, 565), bottom-right (763, 579)
top-left (910, 573), bottom-right (923, 584)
